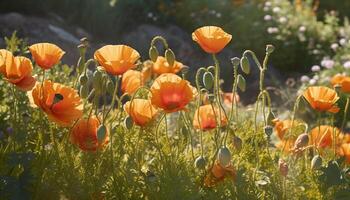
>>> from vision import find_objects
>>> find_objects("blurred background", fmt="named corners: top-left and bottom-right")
top-left (1, 0), bottom-right (350, 103)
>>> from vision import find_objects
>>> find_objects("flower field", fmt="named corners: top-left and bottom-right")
top-left (0, 0), bottom-right (350, 200)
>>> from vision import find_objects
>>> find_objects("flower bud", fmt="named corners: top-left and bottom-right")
top-left (194, 156), bottom-right (206, 169)
top-left (217, 146), bottom-right (231, 167)
top-left (124, 116), bottom-right (134, 130)
top-left (294, 133), bottom-right (309, 149)
top-left (231, 57), bottom-right (240, 66)
top-left (79, 85), bottom-right (89, 98)
top-left (181, 65), bottom-right (189, 75)
top-left (165, 48), bottom-right (175, 67)
top-left (149, 46), bottom-right (159, 62)
top-left (264, 125), bottom-right (273, 137)
top-left (266, 44), bottom-right (275, 54)
top-left (237, 75), bottom-right (246, 92)
top-left (203, 72), bottom-right (214, 90)
top-left (233, 136), bottom-right (242, 151)
top-left (240, 56), bottom-right (250, 74)
top-left (79, 74), bottom-right (88, 85)
top-left (311, 155), bottom-right (322, 170)
top-left (97, 124), bottom-right (107, 143)
top-left (266, 111), bottom-right (276, 126)
top-left (278, 159), bottom-right (288, 177)
top-left (93, 70), bottom-right (103, 90)
top-left (106, 80), bottom-right (115, 94)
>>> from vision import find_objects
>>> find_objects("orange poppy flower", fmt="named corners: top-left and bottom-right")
top-left (223, 92), bottom-right (240, 108)
top-left (70, 116), bottom-right (109, 151)
top-left (302, 86), bottom-right (340, 113)
top-left (330, 74), bottom-right (350, 93)
top-left (309, 125), bottom-right (341, 149)
top-left (337, 143), bottom-right (350, 164)
top-left (0, 50), bottom-right (36, 91)
top-left (150, 73), bottom-right (194, 113)
top-left (273, 119), bottom-right (303, 140)
top-left (204, 161), bottom-right (236, 187)
top-left (94, 45), bottom-right (140, 76)
top-left (192, 26), bottom-right (232, 54)
top-left (124, 99), bottom-right (158, 126)
top-left (152, 56), bottom-right (183, 75)
top-left (121, 70), bottom-right (144, 95)
top-left (29, 43), bottom-right (65, 69)
top-left (193, 104), bottom-right (227, 131)
top-left (28, 80), bottom-right (83, 126)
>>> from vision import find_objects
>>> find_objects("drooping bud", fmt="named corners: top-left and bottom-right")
top-left (165, 48), bottom-right (175, 67)
top-left (266, 111), bottom-right (276, 126)
top-left (240, 56), bottom-right (250, 74)
top-left (278, 159), bottom-right (288, 177)
top-left (79, 85), bottom-right (89, 98)
top-left (79, 74), bottom-right (88, 85)
top-left (233, 136), bottom-right (242, 151)
top-left (311, 155), bottom-right (322, 170)
top-left (217, 146), bottom-right (231, 167)
top-left (149, 46), bottom-right (159, 62)
top-left (203, 72), bottom-right (214, 90)
top-left (93, 70), bottom-right (103, 91)
top-left (194, 156), bottom-right (207, 170)
top-left (97, 124), bottom-right (107, 143)
top-left (264, 125), bottom-right (273, 137)
top-left (124, 116), bottom-right (134, 130)
top-left (237, 75), bottom-right (246, 92)
top-left (266, 44), bottom-right (275, 54)
top-left (294, 133), bottom-right (309, 149)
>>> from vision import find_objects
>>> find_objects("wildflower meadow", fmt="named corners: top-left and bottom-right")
top-left (0, 0), bottom-right (350, 199)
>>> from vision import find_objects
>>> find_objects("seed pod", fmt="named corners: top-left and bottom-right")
top-left (294, 133), bottom-right (309, 149)
top-left (233, 136), bottom-right (242, 151)
top-left (194, 156), bottom-right (206, 170)
top-left (149, 46), bottom-right (159, 62)
top-left (79, 74), bottom-right (88, 85)
top-left (165, 48), bottom-right (175, 67)
top-left (278, 159), bottom-right (288, 177)
top-left (124, 116), bottom-right (134, 130)
top-left (311, 155), bottom-right (322, 170)
top-left (266, 44), bottom-right (275, 54)
top-left (217, 146), bottom-right (231, 167)
top-left (97, 124), bottom-right (107, 143)
top-left (203, 72), bottom-right (214, 90)
top-left (264, 125), bottom-right (273, 137)
top-left (237, 75), bottom-right (246, 92)
top-left (79, 85), bottom-right (89, 98)
top-left (240, 56), bottom-right (250, 74)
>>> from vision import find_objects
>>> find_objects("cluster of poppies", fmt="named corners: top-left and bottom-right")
top-left (1, 25), bottom-right (350, 188)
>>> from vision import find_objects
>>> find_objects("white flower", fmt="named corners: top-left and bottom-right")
top-left (300, 75), bottom-right (310, 83)
top-left (265, 1), bottom-right (272, 7)
top-left (312, 49), bottom-right (319, 55)
top-left (299, 26), bottom-right (306, 32)
top-left (263, 6), bottom-right (269, 11)
top-left (313, 75), bottom-right (319, 80)
top-left (147, 12), bottom-right (153, 18)
top-left (321, 59), bottom-right (335, 69)
top-left (309, 79), bottom-right (317, 85)
top-left (267, 27), bottom-right (279, 34)
top-left (264, 15), bottom-right (272, 21)
top-left (344, 61), bottom-right (350, 69)
top-left (273, 7), bottom-right (281, 13)
top-left (216, 13), bottom-right (222, 18)
top-left (279, 17), bottom-right (287, 23)
top-left (339, 38), bottom-right (347, 46)
top-left (311, 65), bottom-right (320, 72)
top-left (331, 43), bottom-right (339, 51)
